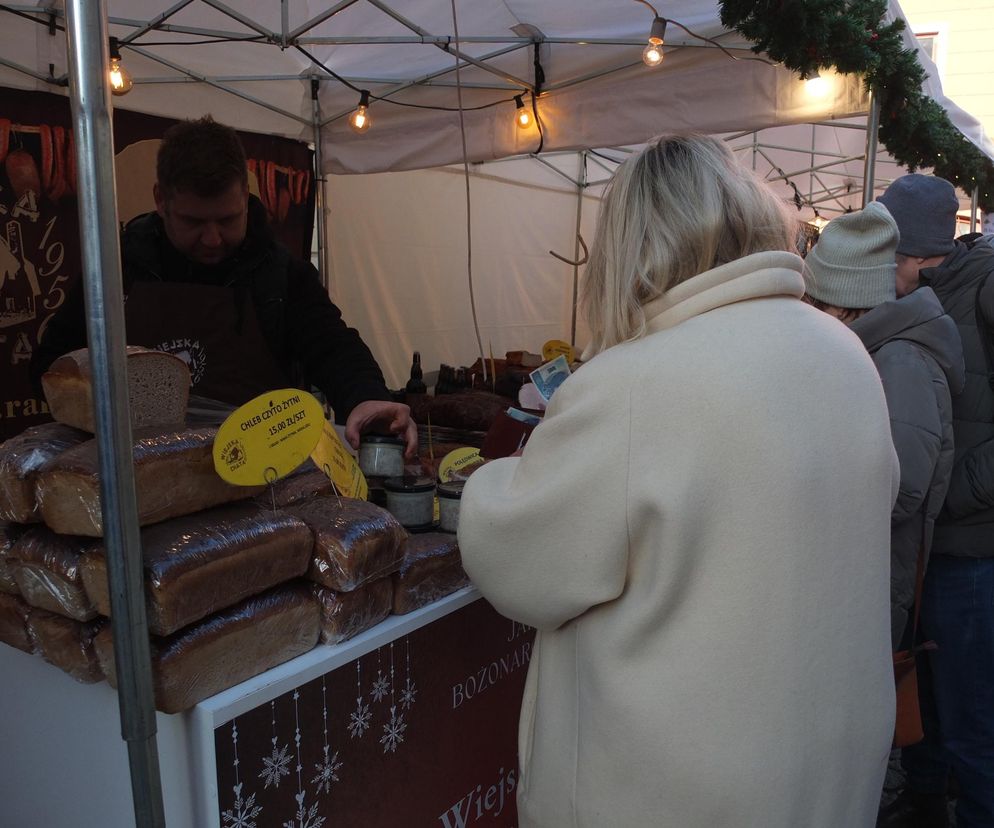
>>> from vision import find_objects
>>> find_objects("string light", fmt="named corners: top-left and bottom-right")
top-left (514, 95), bottom-right (532, 130)
top-left (642, 17), bottom-right (667, 67)
top-left (108, 37), bottom-right (133, 96)
top-left (348, 89), bottom-right (371, 134)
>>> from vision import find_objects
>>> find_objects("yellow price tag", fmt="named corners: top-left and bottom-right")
top-left (438, 446), bottom-right (484, 483)
top-left (310, 419), bottom-right (369, 501)
top-left (213, 389), bottom-right (324, 486)
top-left (542, 339), bottom-right (574, 364)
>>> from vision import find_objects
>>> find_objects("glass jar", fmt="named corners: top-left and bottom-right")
top-left (359, 435), bottom-right (405, 478)
top-left (436, 480), bottom-right (465, 534)
top-left (383, 476), bottom-right (436, 528)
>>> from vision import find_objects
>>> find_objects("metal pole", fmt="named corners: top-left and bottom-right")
top-left (971, 187), bottom-right (979, 234)
top-left (570, 151), bottom-right (586, 347)
top-left (862, 88), bottom-right (881, 207)
top-left (312, 79), bottom-right (329, 290)
top-left (63, 3), bottom-right (166, 826)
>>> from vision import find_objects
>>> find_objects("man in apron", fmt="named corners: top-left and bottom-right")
top-left (30, 116), bottom-right (416, 457)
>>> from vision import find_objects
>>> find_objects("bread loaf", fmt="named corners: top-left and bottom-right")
top-left (286, 496), bottom-right (407, 591)
top-left (27, 610), bottom-right (105, 683)
top-left (255, 462), bottom-right (333, 509)
top-left (0, 422), bottom-right (90, 522)
top-left (315, 578), bottom-right (393, 645)
top-left (35, 426), bottom-right (262, 537)
top-left (9, 526), bottom-right (97, 621)
top-left (0, 591), bottom-right (33, 653)
top-left (392, 533), bottom-right (470, 615)
top-left (41, 345), bottom-right (190, 433)
top-left (94, 583), bottom-right (320, 713)
top-left (0, 521), bottom-right (25, 595)
top-left (81, 502), bottom-right (313, 635)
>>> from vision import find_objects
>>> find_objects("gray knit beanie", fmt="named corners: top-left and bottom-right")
top-left (804, 202), bottom-right (898, 308)
top-left (877, 174), bottom-right (958, 257)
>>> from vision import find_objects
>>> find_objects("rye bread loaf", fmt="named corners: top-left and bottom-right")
top-left (392, 533), bottom-right (470, 615)
top-left (0, 591), bottom-right (33, 653)
top-left (94, 583), bottom-right (320, 713)
top-left (81, 501), bottom-right (313, 636)
top-left (8, 526), bottom-right (97, 621)
top-left (254, 462), bottom-right (334, 509)
top-left (41, 346), bottom-right (190, 434)
top-left (27, 610), bottom-right (105, 683)
top-left (35, 426), bottom-right (262, 537)
top-left (286, 495), bottom-right (407, 591)
top-left (0, 521), bottom-right (25, 595)
top-left (0, 422), bottom-right (90, 523)
top-left (315, 577), bottom-right (393, 645)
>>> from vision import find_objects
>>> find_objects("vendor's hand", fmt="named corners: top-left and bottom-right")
top-left (345, 400), bottom-right (419, 460)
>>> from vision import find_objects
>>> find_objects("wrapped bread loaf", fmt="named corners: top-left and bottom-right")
top-left (0, 591), bottom-right (33, 653)
top-left (0, 422), bottom-right (89, 522)
top-left (27, 610), bottom-right (105, 683)
top-left (315, 578), bottom-right (393, 645)
top-left (0, 521), bottom-right (25, 595)
top-left (81, 502), bottom-right (313, 635)
top-left (41, 345), bottom-right (190, 433)
top-left (35, 426), bottom-right (262, 537)
top-left (287, 496), bottom-right (407, 591)
top-left (255, 462), bottom-right (333, 509)
top-left (9, 526), bottom-right (96, 621)
top-left (392, 533), bottom-right (470, 615)
top-left (95, 583), bottom-right (320, 713)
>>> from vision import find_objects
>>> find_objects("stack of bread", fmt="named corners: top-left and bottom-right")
top-left (0, 346), bottom-right (470, 713)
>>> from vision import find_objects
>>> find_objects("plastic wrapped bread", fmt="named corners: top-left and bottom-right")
top-left (9, 526), bottom-right (97, 621)
top-left (0, 422), bottom-right (90, 523)
top-left (35, 426), bottom-right (262, 537)
top-left (392, 533), bottom-right (470, 615)
top-left (27, 610), bottom-right (105, 683)
top-left (254, 462), bottom-right (333, 509)
top-left (0, 591), bottom-right (33, 653)
top-left (94, 583), bottom-right (320, 713)
top-left (0, 521), bottom-right (25, 595)
top-left (81, 502), bottom-right (313, 636)
top-left (315, 578), bottom-right (393, 645)
top-left (286, 496), bottom-right (407, 591)
top-left (41, 345), bottom-right (190, 434)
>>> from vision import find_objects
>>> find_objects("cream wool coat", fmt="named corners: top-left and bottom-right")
top-left (459, 251), bottom-right (899, 828)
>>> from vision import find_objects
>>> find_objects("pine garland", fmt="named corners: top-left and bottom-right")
top-left (718, 0), bottom-right (994, 211)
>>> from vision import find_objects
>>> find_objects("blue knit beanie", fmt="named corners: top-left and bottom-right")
top-left (877, 174), bottom-right (958, 257)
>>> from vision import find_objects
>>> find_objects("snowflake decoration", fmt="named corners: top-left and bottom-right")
top-left (311, 745), bottom-right (342, 795)
top-left (347, 696), bottom-right (371, 739)
top-left (400, 677), bottom-right (417, 710)
top-left (370, 670), bottom-right (390, 703)
top-left (259, 742), bottom-right (292, 789)
top-left (222, 783), bottom-right (262, 828)
top-left (380, 706), bottom-right (407, 753)
top-left (283, 793), bottom-right (326, 828)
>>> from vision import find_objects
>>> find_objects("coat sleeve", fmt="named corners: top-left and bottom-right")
top-left (457, 366), bottom-right (631, 631)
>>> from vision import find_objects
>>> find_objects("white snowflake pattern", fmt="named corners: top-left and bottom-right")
top-left (283, 793), bottom-right (326, 828)
top-left (311, 745), bottom-right (342, 795)
top-left (380, 705), bottom-right (407, 753)
top-left (221, 783), bottom-right (262, 828)
top-left (259, 741), bottom-right (292, 789)
top-left (400, 677), bottom-right (417, 710)
top-left (370, 670), bottom-right (390, 703)
top-left (347, 696), bottom-right (371, 739)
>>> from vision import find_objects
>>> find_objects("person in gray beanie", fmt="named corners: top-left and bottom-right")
top-left (874, 174), bottom-right (994, 828)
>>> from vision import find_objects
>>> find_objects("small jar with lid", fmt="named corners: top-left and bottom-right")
top-left (383, 476), bottom-right (436, 529)
top-left (359, 435), bottom-right (406, 478)
top-left (436, 480), bottom-right (465, 534)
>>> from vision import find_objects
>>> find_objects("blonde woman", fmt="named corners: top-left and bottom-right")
top-left (458, 135), bottom-right (899, 828)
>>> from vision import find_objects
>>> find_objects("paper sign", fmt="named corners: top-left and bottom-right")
top-left (310, 419), bottom-right (369, 501)
top-left (438, 446), bottom-right (484, 483)
top-left (214, 388), bottom-right (324, 486)
top-left (542, 339), bottom-right (574, 364)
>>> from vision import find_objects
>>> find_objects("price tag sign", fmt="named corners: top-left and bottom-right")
top-left (310, 419), bottom-right (368, 501)
top-left (213, 388), bottom-right (324, 486)
top-left (438, 446), bottom-right (484, 483)
top-left (542, 339), bottom-right (574, 364)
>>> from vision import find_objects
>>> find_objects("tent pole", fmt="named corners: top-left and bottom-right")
top-left (570, 151), bottom-right (586, 347)
top-left (862, 88), bottom-right (881, 207)
top-left (971, 187), bottom-right (979, 233)
top-left (312, 79), bottom-right (330, 290)
top-left (63, 2), bottom-right (165, 826)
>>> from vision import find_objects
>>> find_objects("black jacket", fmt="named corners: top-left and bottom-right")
top-left (30, 196), bottom-right (391, 420)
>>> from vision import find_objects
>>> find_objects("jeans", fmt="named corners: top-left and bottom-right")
top-left (902, 554), bottom-right (994, 828)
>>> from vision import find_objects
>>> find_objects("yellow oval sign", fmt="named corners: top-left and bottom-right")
top-left (310, 419), bottom-right (369, 501)
top-left (438, 446), bottom-right (485, 483)
top-left (213, 388), bottom-right (324, 486)
top-left (542, 339), bottom-right (574, 363)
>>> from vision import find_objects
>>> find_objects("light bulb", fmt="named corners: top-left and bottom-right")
top-left (812, 216), bottom-right (828, 230)
top-left (349, 90), bottom-right (372, 134)
top-left (109, 57), bottom-right (133, 95)
top-left (514, 95), bottom-right (532, 130)
top-left (802, 71), bottom-right (830, 98)
top-left (642, 43), bottom-right (664, 67)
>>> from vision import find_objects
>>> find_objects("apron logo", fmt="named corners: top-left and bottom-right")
top-left (154, 337), bottom-right (206, 386)
top-left (219, 438), bottom-right (247, 472)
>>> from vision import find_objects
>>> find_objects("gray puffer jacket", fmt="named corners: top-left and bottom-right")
top-left (920, 235), bottom-right (994, 557)
top-left (850, 287), bottom-right (964, 648)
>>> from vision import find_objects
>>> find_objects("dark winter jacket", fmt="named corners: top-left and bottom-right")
top-left (849, 287), bottom-right (964, 647)
top-left (919, 235), bottom-right (994, 557)
top-left (29, 196), bottom-right (391, 420)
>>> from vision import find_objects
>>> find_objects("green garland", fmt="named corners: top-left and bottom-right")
top-left (718, 0), bottom-right (994, 211)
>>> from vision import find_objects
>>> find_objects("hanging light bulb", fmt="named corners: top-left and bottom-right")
top-left (642, 17), bottom-right (667, 67)
top-left (801, 69), bottom-right (830, 98)
top-left (514, 95), bottom-right (532, 130)
top-left (349, 90), bottom-right (372, 134)
top-left (108, 37), bottom-right (133, 96)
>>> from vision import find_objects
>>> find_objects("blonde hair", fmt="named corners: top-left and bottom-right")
top-left (582, 134), bottom-right (798, 355)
